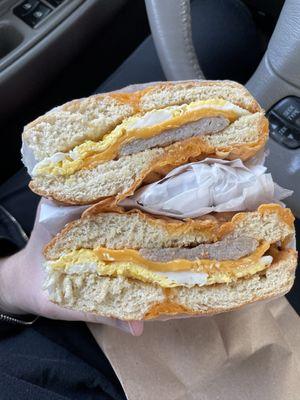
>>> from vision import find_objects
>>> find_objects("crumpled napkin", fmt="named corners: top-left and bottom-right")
top-left (120, 155), bottom-right (292, 219)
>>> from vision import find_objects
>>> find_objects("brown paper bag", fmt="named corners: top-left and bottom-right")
top-left (89, 297), bottom-right (300, 400)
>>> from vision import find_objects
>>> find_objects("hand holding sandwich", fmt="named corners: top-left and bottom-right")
top-left (0, 200), bottom-right (144, 335)
top-left (19, 80), bottom-right (297, 321)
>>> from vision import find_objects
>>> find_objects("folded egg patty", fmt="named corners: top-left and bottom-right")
top-left (46, 239), bottom-right (272, 288)
top-left (32, 99), bottom-right (248, 177)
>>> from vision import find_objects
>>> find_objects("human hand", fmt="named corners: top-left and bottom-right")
top-left (0, 200), bottom-right (143, 335)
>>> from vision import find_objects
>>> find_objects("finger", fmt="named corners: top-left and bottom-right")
top-left (74, 313), bottom-right (143, 335)
top-left (89, 317), bottom-right (143, 335)
top-left (39, 300), bottom-right (141, 335)
top-left (90, 316), bottom-right (133, 334)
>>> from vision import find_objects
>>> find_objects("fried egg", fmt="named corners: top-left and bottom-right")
top-left (33, 99), bottom-right (249, 177)
top-left (47, 243), bottom-right (272, 288)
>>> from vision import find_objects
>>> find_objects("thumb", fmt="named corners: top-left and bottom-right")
top-left (39, 299), bottom-right (144, 335)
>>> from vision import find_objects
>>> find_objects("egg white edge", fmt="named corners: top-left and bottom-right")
top-left (44, 255), bottom-right (273, 290)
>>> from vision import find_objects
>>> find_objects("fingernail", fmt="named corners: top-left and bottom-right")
top-left (128, 321), bottom-right (143, 336)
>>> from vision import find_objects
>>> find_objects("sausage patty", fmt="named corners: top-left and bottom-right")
top-left (119, 116), bottom-right (229, 156)
top-left (139, 236), bottom-right (259, 262)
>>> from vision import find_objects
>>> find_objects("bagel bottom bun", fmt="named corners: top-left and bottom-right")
top-left (44, 249), bottom-right (296, 320)
top-left (43, 204), bottom-right (297, 321)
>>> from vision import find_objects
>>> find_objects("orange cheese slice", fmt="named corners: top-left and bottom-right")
top-left (94, 242), bottom-right (270, 273)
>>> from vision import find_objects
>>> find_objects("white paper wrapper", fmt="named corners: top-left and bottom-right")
top-left (36, 153), bottom-right (293, 238)
top-left (120, 156), bottom-right (293, 219)
top-left (39, 199), bottom-right (89, 236)
top-left (21, 141), bottom-right (38, 176)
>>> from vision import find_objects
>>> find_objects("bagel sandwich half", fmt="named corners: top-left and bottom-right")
top-left (22, 80), bottom-right (268, 205)
top-left (43, 203), bottom-right (297, 320)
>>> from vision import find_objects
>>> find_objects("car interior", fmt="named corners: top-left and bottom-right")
top-left (0, 0), bottom-right (299, 311)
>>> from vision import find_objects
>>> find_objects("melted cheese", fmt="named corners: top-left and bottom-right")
top-left (93, 243), bottom-right (269, 272)
top-left (33, 99), bottom-right (249, 177)
top-left (47, 243), bottom-right (272, 287)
